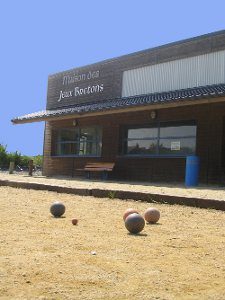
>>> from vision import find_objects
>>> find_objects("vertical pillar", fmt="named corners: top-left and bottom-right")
top-left (9, 161), bottom-right (15, 174)
top-left (29, 160), bottom-right (34, 176)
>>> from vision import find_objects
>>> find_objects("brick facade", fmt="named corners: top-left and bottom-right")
top-left (42, 101), bottom-right (225, 184)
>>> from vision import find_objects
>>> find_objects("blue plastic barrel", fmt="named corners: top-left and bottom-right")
top-left (185, 156), bottom-right (199, 187)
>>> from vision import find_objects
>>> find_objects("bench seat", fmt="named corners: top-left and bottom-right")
top-left (76, 162), bottom-right (115, 180)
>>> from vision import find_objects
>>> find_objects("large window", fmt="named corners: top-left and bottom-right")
top-left (55, 126), bottom-right (102, 157)
top-left (122, 121), bottom-right (196, 156)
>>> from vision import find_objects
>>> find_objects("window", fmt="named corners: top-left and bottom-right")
top-left (55, 126), bottom-right (102, 157)
top-left (125, 127), bottom-right (158, 155)
top-left (122, 121), bottom-right (196, 156)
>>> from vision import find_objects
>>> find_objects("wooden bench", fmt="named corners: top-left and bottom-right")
top-left (76, 162), bottom-right (115, 180)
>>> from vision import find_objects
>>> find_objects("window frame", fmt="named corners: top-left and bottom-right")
top-left (53, 126), bottom-right (102, 157)
top-left (121, 120), bottom-right (197, 157)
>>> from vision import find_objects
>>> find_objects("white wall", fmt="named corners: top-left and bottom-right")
top-left (122, 50), bottom-right (225, 97)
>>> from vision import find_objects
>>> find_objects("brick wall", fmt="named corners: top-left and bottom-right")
top-left (42, 101), bottom-right (225, 184)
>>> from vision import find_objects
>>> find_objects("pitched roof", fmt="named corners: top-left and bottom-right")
top-left (12, 83), bottom-right (225, 124)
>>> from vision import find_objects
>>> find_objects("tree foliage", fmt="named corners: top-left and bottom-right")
top-left (0, 144), bottom-right (8, 167)
top-left (0, 144), bottom-right (43, 169)
top-left (32, 155), bottom-right (43, 167)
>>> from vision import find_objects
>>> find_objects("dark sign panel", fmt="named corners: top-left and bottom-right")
top-left (46, 31), bottom-right (225, 110)
top-left (46, 63), bottom-right (121, 110)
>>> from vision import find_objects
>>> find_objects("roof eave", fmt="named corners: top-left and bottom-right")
top-left (11, 96), bottom-right (225, 125)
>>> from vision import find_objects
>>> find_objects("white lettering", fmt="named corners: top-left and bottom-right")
top-left (87, 71), bottom-right (92, 80)
top-left (58, 83), bottom-right (104, 102)
top-left (57, 90), bottom-right (73, 102)
top-left (74, 87), bottom-right (80, 96)
top-left (63, 70), bottom-right (100, 85)
top-left (99, 83), bottom-right (104, 92)
top-left (73, 84), bottom-right (104, 97)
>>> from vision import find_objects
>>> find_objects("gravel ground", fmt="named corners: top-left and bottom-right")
top-left (1, 186), bottom-right (225, 299)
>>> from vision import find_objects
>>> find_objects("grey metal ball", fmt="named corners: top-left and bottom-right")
top-left (50, 201), bottom-right (65, 217)
top-left (125, 213), bottom-right (145, 234)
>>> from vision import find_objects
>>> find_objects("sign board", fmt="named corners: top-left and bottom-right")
top-left (171, 141), bottom-right (181, 151)
top-left (46, 63), bottom-right (121, 110)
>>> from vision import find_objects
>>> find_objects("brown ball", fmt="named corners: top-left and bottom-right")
top-left (71, 218), bottom-right (78, 225)
top-left (144, 207), bottom-right (160, 223)
top-left (123, 208), bottom-right (139, 221)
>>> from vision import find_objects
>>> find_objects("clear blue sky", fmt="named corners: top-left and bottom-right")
top-left (1, 0), bottom-right (225, 156)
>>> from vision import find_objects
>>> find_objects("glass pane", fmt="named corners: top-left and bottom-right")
top-left (79, 141), bottom-right (102, 156)
top-left (96, 142), bottom-right (102, 156)
top-left (57, 143), bottom-right (78, 155)
top-left (127, 140), bottom-right (157, 155)
top-left (79, 127), bottom-right (102, 155)
top-left (56, 127), bottom-right (102, 156)
top-left (128, 127), bottom-right (157, 139)
top-left (59, 129), bottom-right (78, 142)
top-left (159, 138), bottom-right (196, 155)
top-left (80, 127), bottom-right (102, 141)
top-left (79, 140), bottom-right (93, 155)
top-left (160, 124), bottom-right (196, 138)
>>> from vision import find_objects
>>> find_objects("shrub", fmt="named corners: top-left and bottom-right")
top-left (0, 144), bottom-right (8, 168)
top-left (0, 144), bottom-right (43, 170)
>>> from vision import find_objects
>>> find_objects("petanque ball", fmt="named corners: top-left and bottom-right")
top-left (50, 201), bottom-right (66, 217)
top-left (71, 218), bottom-right (78, 225)
top-left (123, 208), bottom-right (139, 221)
top-left (144, 207), bottom-right (160, 223)
top-left (125, 213), bottom-right (145, 234)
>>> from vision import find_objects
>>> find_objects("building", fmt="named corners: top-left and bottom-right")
top-left (12, 30), bottom-right (225, 184)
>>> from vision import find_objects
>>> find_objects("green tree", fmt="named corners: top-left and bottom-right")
top-left (20, 155), bottom-right (32, 167)
top-left (32, 155), bottom-right (43, 167)
top-left (0, 144), bottom-right (43, 170)
top-left (7, 151), bottom-right (22, 166)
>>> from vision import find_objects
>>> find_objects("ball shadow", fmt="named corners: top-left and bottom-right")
top-left (51, 215), bottom-right (66, 219)
top-left (146, 222), bottom-right (161, 226)
top-left (127, 232), bottom-right (148, 237)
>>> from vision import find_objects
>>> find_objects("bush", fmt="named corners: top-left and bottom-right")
top-left (0, 144), bottom-right (8, 168)
top-left (20, 155), bottom-right (32, 167)
top-left (32, 155), bottom-right (43, 167)
top-left (0, 144), bottom-right (43, 170)
top-left (7, 151), bottom-right (22, 166)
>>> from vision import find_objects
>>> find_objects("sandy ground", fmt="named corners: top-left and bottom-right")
top-left (0, 186), bottom-right (225, 300)
top-left (1, 172), bottom-right (225, 201)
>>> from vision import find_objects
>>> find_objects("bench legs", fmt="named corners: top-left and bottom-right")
top-left (85, 171), bottom-right (91, 179)
top-left (85, 170), bottom-right (108, 180)
top-left (101, 171), bottom-right (108, 180)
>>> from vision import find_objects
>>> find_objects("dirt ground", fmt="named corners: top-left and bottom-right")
top-left (0, 186), bottom-right (225, 300)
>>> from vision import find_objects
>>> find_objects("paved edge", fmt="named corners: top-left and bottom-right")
top-left (0, 179), bottom-right (225, 211)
